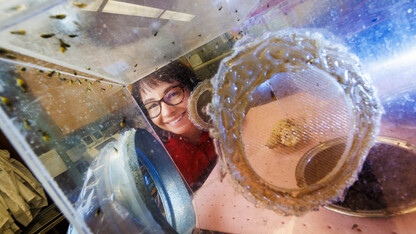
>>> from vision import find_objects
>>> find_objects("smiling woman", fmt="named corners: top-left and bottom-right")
top-left (132, 61), bottom-right (217, 191)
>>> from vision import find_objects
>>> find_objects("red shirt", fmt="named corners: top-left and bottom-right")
top-left (164, 132), bottom-right (217, 187)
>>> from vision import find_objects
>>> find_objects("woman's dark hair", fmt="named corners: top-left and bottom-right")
top-left (132, 60), bottom-right (199, 140)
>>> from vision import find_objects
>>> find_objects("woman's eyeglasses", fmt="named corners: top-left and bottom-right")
top-left (144, 85), bottom-right (185, 119)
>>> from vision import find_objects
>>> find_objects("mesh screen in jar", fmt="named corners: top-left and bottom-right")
top-left (242, 68), bottom-right (354, 190)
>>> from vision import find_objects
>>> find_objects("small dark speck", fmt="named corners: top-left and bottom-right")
top-left (235, 10), bottom-right (238, 13)
top-left (198, 34), bottom-right (202, 37)
top-left (218, 6), bottom-right (222, 11)
top-left (134, 64), bottom-right (138, 67)
top-left (172, 41), bottom-right (175, 45)
top-left (134, 70), bottom-right (136, 72)
top-left (267, 3), bottom-right (270, 8)
top-left (153, 31), bottom-right (158, 37)
top-left (316, 83), bottom-right (319, 87)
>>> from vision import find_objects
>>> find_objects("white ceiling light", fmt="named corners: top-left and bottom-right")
top-left (160, 10), bottom-right (195, 22)
top-left (102, 0), bottom-right (164, 18)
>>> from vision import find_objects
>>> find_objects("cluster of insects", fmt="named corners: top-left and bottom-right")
top-left (9, 2), bottom-right (88, 53)
top-left (2, 1), bottom-right (159, 145)
top-left (265, 118), bottom-right (304, 148)
top-left (0, 57), bottom-right (122, 144)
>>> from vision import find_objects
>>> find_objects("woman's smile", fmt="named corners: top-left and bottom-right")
top-left (166, 111), bottom-right (186, 126)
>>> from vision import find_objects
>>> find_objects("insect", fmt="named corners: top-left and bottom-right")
top-left (270, 90), bottom-right (277, 101)
top-left (87, 67), bottom-right (91, 70)
top-left (16, 78), bottom-right (28, 92)
top-left (47, 70), bottom-right (55, 77)
top-left (50, 14), bottom-right (66, 19)
top-left (59, 39), bottom-right (70, 53)
top-left (0, 47), bottom-right (17, 59)
top-left (69, 79), bottom-right (74, 85)
top-left (76, 79), bottom-right (82, 85)
top-left (10, 30), bottom-right (26, 35)
top-left (134, 64), bottom-right (138, 67)
top-left (95, 207), bottom-right (101, 217)
top-left (1, 96), bottom-right (12, 111)
top-left (0, 48), bottom-right (9, 54)
top-left (18, 67), bottom-right (26, 73)
top-left (68, 34), bottom-right (78, 38)
top-left (73, 3), bottom-right (87, 8)
top-left (23, 118), bottom-right (31, 130)
top-left (220, 169), bottom-right (227, 182)
top-left (218, 6), bottom-right (223, 11)
top-left (40, 33), bottom-right (55, 38)
top-left (120, 117), bottom-right (126, 128)
top-left (153, 31), bottom-right (158, 37)
top-left (113, 147), bottom-right (118, 153)
top-left (39, 130), bottom-right (50, 142)
top-left (6, 54), bottom-right (17, 59)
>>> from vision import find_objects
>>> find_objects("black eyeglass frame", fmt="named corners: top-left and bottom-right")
top-left (144, 84), bottom-right (185, 119)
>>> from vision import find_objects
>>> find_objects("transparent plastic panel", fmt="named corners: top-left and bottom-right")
top-left (0, 50), bottom-right (194, 233)
top-left (0, 0), bottom-right (259, 84)
top-left (0, 0), bottom-right (415, 233)
top-left (191, 0), bottom-right (416, 232)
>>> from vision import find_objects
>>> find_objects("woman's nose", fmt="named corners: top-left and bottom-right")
top-left (160, 101), bottom-right (176, 116)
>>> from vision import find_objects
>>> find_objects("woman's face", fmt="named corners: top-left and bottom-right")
top-left (140, 80), bottom-right (196, 136)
